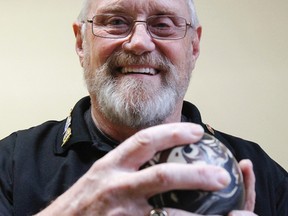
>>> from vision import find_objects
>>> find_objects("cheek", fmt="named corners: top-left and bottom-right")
top-left (179, 41), bottom-right (195, 73)
top-left (88, 38), bottom-right (124, 69)
top-left (159, 41), bottom-right (194, 74)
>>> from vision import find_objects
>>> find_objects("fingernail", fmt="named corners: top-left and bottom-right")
top-left (193, 125), bottom-right (204, 135)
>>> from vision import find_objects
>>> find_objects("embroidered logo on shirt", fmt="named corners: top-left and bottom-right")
top-left (62, 110), bottom-right (72, 147)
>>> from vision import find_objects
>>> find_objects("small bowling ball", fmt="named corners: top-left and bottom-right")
top-left (147, 133), bottom-right (245, 215)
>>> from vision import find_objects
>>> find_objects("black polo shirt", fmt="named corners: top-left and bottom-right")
top-left (0, 97), bottom-right (287, 215)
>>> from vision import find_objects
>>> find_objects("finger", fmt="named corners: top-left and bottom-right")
top-left (105, 123), bottom-right (204, 169)
top-left (228, 210), bottom-right (258, 216)
top-left (239, 159), bottom-right (256, 211)
top-left (165, 207), bottom-right (202, 216)
top-left (127, 163), bottom-right (231, 197)
top-left (165, 207), bottom-right (221, 216)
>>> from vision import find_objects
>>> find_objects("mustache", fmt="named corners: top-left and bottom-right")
top-left (105, 51), bottom-right (173, 72)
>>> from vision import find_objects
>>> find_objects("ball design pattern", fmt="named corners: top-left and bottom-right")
top-left (148, 133), bottom-right (245, 215)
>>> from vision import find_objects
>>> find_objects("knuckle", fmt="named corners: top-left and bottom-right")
top-left (134, 129), bottom-right (153, 148)
top-left (195, 166), bottom-right (213, 184)
top-left (153, 166), bottom-right (170, 186)
top-left (196, 165), bottom-right (209, 177)
top-left (169, 127), bottom-right (183, 141)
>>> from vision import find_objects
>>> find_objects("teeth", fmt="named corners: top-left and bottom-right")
top-left (121, 67), bottom-right (157, 75)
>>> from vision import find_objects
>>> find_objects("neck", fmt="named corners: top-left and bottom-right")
top-left (90, 98), bottom-right (183, 142)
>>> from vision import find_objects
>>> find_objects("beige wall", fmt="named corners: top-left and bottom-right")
top-left (0, 0), bottom-right (287, 170)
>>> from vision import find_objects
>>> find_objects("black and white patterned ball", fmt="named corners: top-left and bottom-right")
top-left (148, 133), bottom-right (245, 215)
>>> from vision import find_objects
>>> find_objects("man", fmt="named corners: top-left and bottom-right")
top-left (0, 0), bottom-right (287, 215)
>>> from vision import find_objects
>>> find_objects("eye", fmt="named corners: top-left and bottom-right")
top-left (150, 17), bottom-right (174, 29)
top-left (105, 16), bottom-right (130, 28)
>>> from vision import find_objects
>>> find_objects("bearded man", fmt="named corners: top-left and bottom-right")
top-left (0, 0), bottom-right (287, 215)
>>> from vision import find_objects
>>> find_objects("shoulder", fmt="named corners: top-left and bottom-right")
top-left (0, 120), bottom-right (65, 155)
top-left (214, 129), bottom-right (286, 174)
top-left (0, 96), bottom-right (91, 152)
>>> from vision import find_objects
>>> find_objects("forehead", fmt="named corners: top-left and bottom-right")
top-left (89, 0), bottom-right (189, 17)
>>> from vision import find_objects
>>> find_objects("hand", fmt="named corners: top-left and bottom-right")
top-left (228, 159), bottom-right (258, 216)
top-left (36, 123), bottom-right (231, 216)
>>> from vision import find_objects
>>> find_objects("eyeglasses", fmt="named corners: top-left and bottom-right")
top-left (85, 14), bottom-right (193, 40)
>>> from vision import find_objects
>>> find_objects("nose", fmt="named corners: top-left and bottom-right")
top-left (122, 23), bottom-right (156, 55)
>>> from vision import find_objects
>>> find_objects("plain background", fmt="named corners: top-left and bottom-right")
top-left (0, 0), bottom-right (287, 170)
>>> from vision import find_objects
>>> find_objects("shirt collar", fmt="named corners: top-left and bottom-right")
top-left (54, 98), bottom-right (234, 156)
top-left (54, 97), bottom-right (93, 155)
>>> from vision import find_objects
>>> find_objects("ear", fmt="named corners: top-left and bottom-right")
top-left (73, 22), bottom-right (85, 67)
top-left (192, 26), bottom-right (202, 60)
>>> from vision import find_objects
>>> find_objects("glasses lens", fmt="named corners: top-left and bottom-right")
top-left (147, 15), bottom-right (187, 39)
top-left (89, 14), bottom-right (188, 40)
top-left (92, 14), bottom-right (132, 38)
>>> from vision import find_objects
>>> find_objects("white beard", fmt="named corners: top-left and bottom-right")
top-left (84, 51), bottom-right (190, 129)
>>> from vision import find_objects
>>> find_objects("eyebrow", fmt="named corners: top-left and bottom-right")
top-left (95, 2), bottom-right (179, 17)
top-left (96, 4), bottom-right (127, 15)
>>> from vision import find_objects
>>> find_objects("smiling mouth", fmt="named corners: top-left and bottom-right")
top-left (120, 66), bottom-right (159, 75)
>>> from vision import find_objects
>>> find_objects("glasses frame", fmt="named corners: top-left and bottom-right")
top-left (85, 14), bottom-right (193, 40)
